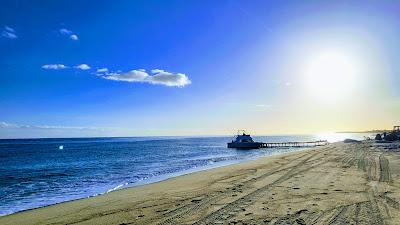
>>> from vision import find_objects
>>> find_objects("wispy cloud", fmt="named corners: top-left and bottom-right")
top-left (41, 64), bottom-right (91, 70)
top-left (5, 26), bottom-right (15, 33)
top-left (60, 28), bottom-right (72, 35)
top-left (255, 104), bottom-right (272, 111)
top-left (102, 69), bottom-right (191, 87)
top-left (0, 121), bottom-right (102, 130)
top-left (42, 64), bottom-right (67, 70)
top-left (59, 28), bottom-right (79, 41)
top-left (75, 64), bottom-right (91, 70)
top-left (59, 28), bottom-right (72, 35)
top-left (96, 68), bottom-right (109, 73)
top-left (255, 104), bottom-right (272, 107)
top-left (0, 121), bottom-right (19, 128)
top-left (1, 26), bottom-right (17, 39)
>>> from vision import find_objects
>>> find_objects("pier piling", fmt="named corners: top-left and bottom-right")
top-left (259, 140), bottom-right (328, 148)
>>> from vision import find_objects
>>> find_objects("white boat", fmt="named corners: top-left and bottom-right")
top-left (227, 131), bottom-right (262, 149)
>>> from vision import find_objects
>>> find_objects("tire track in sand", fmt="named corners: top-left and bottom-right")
top-left (154, 150), bottom-right (324, 225)
top-left (192, 152), bottom-right (327, 225)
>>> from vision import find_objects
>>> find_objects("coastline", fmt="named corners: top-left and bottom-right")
top-left (0, 156), bottom-right (260, 216)
top-left (0, 148), bottom-right (311, 216)
top-left (0, 137), bottom-right (313, 217)
top-left (2, 142), bottom-right (400, 224)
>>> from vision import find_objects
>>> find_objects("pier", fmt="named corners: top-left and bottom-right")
top-left (227, 131), bottom-right (329, 149)
top-left (259, 140), bottom-right (328, 148)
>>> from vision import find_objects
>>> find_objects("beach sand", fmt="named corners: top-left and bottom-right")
top-left (2, 142), bottom-right (400, 224)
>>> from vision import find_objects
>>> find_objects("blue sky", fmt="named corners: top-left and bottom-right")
top-left (1, 1), bottom-right (400, 138)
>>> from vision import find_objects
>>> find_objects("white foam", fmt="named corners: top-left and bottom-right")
top-left (106, 183), bottom-right (128, 193)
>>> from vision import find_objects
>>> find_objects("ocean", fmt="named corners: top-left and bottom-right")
top-left (0, 134), bottom-right (370, 216)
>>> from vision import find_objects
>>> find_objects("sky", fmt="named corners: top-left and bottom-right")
top-left (1, 0), bottom-right (400, 138)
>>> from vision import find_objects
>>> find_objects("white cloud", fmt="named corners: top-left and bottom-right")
top-left (70, 34), bottom-right (79, 40)
top-left (102, 69), bottom-right (191, 87)
top-left (41, 64), bottom-right (92, 71)
top-left (0, 121), bottom-right (101, 130)
top-left (75, 64), bottom-right (91, 70)
top-left (150, 69), bottom-right (191, 87)
top-left (96, 68), bottom-right (109, 73)
top-left (60, 28), bottom-right (79, 41)
top-left (285, 82), bottom-right (291, 86)
top-left (151, 69), bottom-right (164, 74)
top-left (1, 26), bottom-right (17, 39)
top-left (59, 28), bottom-right (72, 35)
top-left (39, 64), bottom-right (190, 87)
top-left (42, 64), bottom-right (67, 70)
top-left (104, 69), bottom-right (148, 81)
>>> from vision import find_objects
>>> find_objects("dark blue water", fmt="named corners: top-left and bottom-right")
top-left (0, 134), bottom-right (366, 216)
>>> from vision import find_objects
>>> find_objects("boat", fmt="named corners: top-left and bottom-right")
top-left (227, 130), bottom-right (262, 149)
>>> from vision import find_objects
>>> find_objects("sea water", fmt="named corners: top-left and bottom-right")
top-left (0, 134), bottom-right (369, 216)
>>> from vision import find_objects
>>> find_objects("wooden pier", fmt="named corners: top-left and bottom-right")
top-left (259, 140), bottom-right (328, 148)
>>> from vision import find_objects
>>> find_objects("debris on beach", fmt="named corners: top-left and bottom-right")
top-left (343, 139), bottom-right (361, 143)
top-left (375, 125), bottom-right (400, 142)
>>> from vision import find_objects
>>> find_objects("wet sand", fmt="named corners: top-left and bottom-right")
top-left (1, 142), bottom-right (400, 225)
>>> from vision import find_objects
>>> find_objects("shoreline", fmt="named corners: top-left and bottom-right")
top-left (0, 144), bottom-right (312, 217)
top-left (0, 147), bottom-right (311, 217)
top-left (2, 142), bottom-right (400, 224)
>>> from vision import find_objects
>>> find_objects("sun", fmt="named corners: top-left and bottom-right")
top-left (302, 50), bottom-right (360, 102)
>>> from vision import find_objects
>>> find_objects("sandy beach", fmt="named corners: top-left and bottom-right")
top-left (2, 142), bottom-right (400, 225)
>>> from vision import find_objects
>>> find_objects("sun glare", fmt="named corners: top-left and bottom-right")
top-left (303, 50), bottom-right (360, 102)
